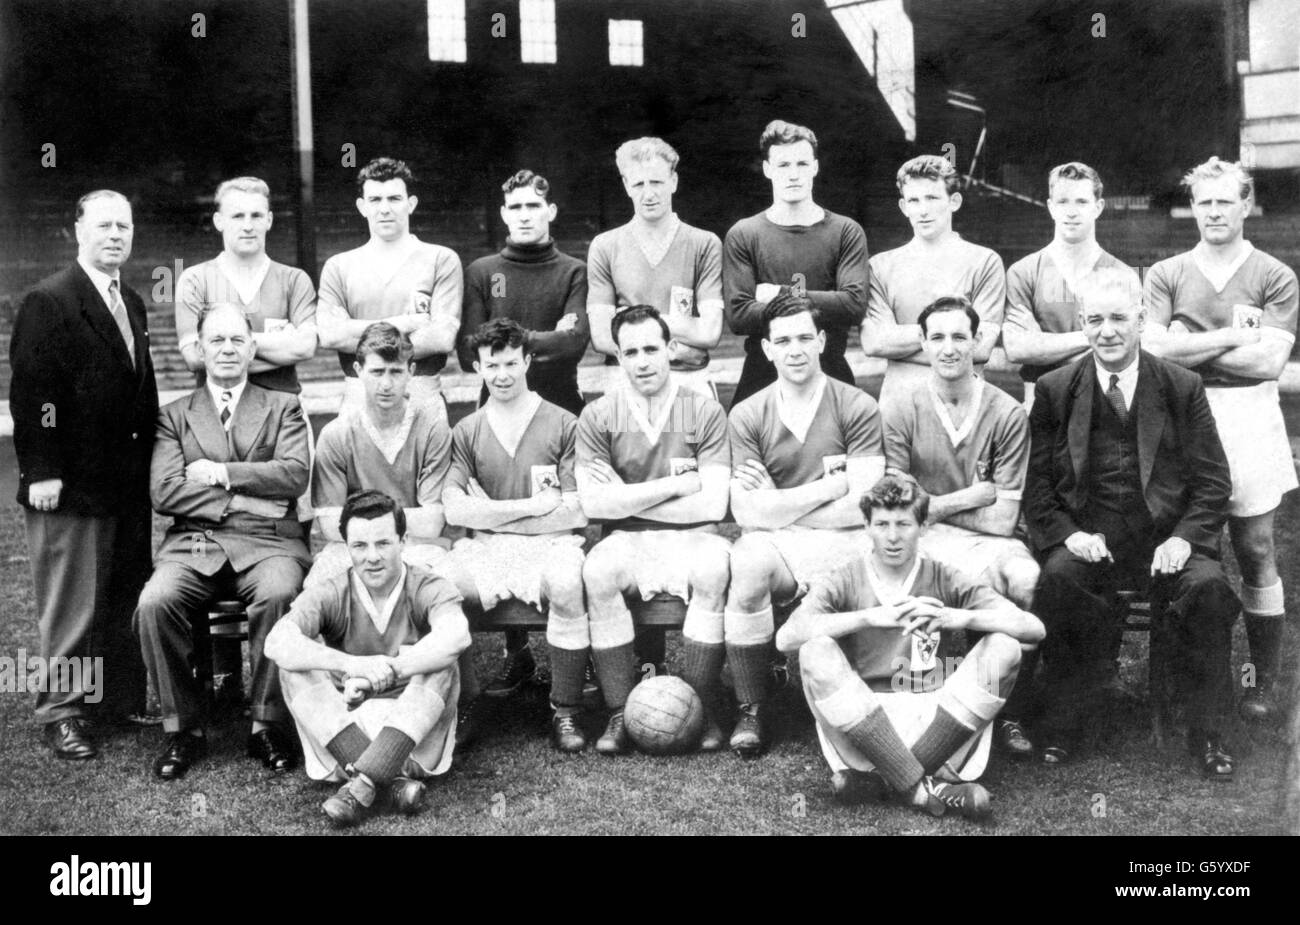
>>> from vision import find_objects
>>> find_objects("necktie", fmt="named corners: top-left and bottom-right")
top-left (1106, 373), bottom-right (1129, 424)
top-left (107, 279), bottom-right (136, 368)
top-left (219, 390), bottom-right (233, 430)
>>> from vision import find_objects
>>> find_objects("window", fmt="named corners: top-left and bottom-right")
top-left (608, 19), bottom-right (643, 67)
top-left (428, 0), bottom-right (467, 63)
top-left (521, 0), bottom-right (557, 64)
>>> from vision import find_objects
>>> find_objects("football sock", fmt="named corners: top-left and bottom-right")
top-left (353, 727), bottom-right (416, 786)
top-left (910, 707), bottom-right (977, 775)
top-left (326, 723), bottom-right (371, 768)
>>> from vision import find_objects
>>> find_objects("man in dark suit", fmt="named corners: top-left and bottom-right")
top-left (10, 190), bottom-right (158, 760)
top-left (135, 302), bottom-right (311, 780)
top-left (1026, 270), bottom-right (1240, 779)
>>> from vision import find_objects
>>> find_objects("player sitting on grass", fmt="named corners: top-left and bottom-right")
top-left (440, 319), bottom-right (589, 752)
top-left (266, 490), bottom-right (470, 829)
top-left (725, 288), bottom-right (885, 757)
top-left (777, 476), bottom-right (1044, 820)
top-left (577, 305), bottom-right (732, 755)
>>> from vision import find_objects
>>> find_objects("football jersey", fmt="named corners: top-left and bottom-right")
top-left (1144, 246), bottom-right (1299, 387)
top-left (867, 235), bottom-right (1006, 369)
top-left (175, 257), bottom-right (316, 393)
top-left (1004, 246), bottom-right (1135, 382)
top-left (586, 218), bottom-right (723, 372)
top-left (576, 383), bottom-right (730, 530)
top-left (312, 403), bottom-right (451, 512)
top-left (799, 554), bottom-right (1009, 692)
top-left (728, 376), bottom-right (883, 489)
top-left (447, 399), bottom-right (578, 512)
top-left (884, 378), bottom-right (1028, 504)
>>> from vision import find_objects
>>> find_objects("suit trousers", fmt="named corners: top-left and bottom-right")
top-left (24, 507), bottom-right (150, 724)
top-left (1034, 522), bottom-right (1239, 740)
top-left (134, 556), bottom-right (304, 732)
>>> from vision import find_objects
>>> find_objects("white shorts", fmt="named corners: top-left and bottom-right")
top-left (597, 528), bottom-right (731, 603)
top-left (1205, 381), bottom-right (1298, 517)
top-left (448, 533), bottom-right (584, 611)
top-left (809, 688), bottom-right (993, 782)
top-left (304, 541), bottom-right (451, 589)
top-left (745, 527), bottom-right (866, 601)
top-left (340, 375), bottom-right (449, 429)
top-left (920, 523), bottom-right (1037, 592)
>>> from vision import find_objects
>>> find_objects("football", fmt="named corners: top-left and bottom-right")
top-left (624, 675), bottom-right (705, 755)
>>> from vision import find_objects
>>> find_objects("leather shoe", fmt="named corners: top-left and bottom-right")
top-left (551, 712), bottom-right (587, 753)
top-left (153, 732), bottom-right (207, 780)
top-left (1190, 734), bottom-right (1234, 781)
top-left (247, 726), bottom-right (299, 773)
top-left (595, 710), bottom-right (628, 755)
top-left (388, 776), bottom-right (426, 816)
top-left (729, 702), bottom-right (767, 759)
top-left (45, 719), bottom-right (97, 761)
top-left (995, 719), bottom-right (1035, 760)
top-left (1239, 685), bottom-right (1274, 722)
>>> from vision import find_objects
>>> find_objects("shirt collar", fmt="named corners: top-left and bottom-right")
top-left (206, 378), bottom-right (248, 416)
top-left (77, 256), bottom-right (120, 305)
top-left (350, 565), bottom-right (407, 635)
top-left (1094, 354), bottom-right (1140, 407)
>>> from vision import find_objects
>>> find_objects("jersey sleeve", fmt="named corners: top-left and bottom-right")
top-left (800, 563), bottom-right (854, 616)
top-left (971, 249), bottom-right (1007, 326)
top-left (429, 249), bottom-right (463, 326)
top-left (586, 235), bottom-right (617, 308)
top-left (722, 223), bottom-right (764, 337)
top-left (317, 256), bottom-right (347, 312)
top-left (937, 560), bottom-right (1010, 613)
top-left (1004, 256), bottom-right (1036, 320)
top-left (410, 571), bottom-right (470, 656)
top-left (417, 415), bottom-right (454, 507)
top-left (842, 390), bottom-right (885, 460)
top-left (174, 265), bottom-right (206, 351)
top-left (558, 412), bottom-right (579, 491)
top-left (693, 398), bottom-right (731, 468)
top-left (284, 578), bottom-right (345, 641)
top-left (310, 421), bottom-right (351, 509)
top-left (865, 253), bottom-right (897, 327)
top-left (990, 401), bottom-right (1030, 501)
top-left (882, 400), bottom-right (914, 474)
top-left (286, 268), bottom-right (317, 326)
top-left (575, 403), bottom-right (612, 468)
top-left (696, 233), bottom-right (724, 307)
top-left (1261, 260), bottom-right (1299, 342)
top-left (1142, 259), bottom-right (1176, 327)
top-left (445, 420), bottom-right (475, 496)
top-left (727, 400), bottom-right (765, 471)
top-left (804, 219), bottom-right (868, 327)
top-left (456, 261), bottom-right (489, 372)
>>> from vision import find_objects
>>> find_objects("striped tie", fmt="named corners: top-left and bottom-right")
top-left (219, 390), bottom-right (233, 430)
top-left (107, 279), bottom-right (136, 368)
top-left (1106, 374), bottom-right (1129, 424)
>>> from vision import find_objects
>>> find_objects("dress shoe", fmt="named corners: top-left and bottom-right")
top-left (551, 712), bottom-right (587, 753)
top-left (1239, 685), bottom-right (1275, 723)
top-left (388, 776), bottom-right (426, 816)
top-left (918, 776), bottom-right (992, 820)
top-left (322, 774), bottom-right (378, 828)
top-left (483, 645), bottom-right (536, 697)
top-left (153, 732), bottom-right (207, 780)
top-left (595, 710), bottom-right (628, 755)
top-left (1041, 744), bottom-right (1070, 765)
top-left (45, 719), bottom-right (97, 761)
top-left (830, 769), bottom-right (888, 805)
top-left (1190, 733), bottom-right (1234, 781)
top-left (995, 719), bottom-right (1034, 760)
top-left (247, 726), bottom-right (299, 773)
top-left (729, 702), bottom-right (767, 759)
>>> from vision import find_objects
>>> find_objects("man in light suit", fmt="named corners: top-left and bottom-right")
top-left (1025, 270), bottom-right (1240, 779)
top-left (135, 302), bottom-right (311, 780)
top-left (10, 190), bottom-right (158, 760)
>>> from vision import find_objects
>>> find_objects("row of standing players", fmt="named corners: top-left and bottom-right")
top-left (10, 120), bottom-right (1296, 827)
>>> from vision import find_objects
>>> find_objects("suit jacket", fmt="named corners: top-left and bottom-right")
top-left (151, 382), bottom-right (311, 575)
top-left (10, 263), bottom-right (159, 515)
top-left (1025, 351), bottom-right (1231, 556)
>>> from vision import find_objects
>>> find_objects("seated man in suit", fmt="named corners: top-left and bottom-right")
top-left (266, 490), bottom-right (470, 828)
top-left (1026, 270), bottom-right (1240, 778)
top-left (135, 302), bottom-right (311, 780)
top-left (577, 306), bottom-right (732, 755)
top-left (778, 476), bottom-right (1043, 820)
top-left (441, 319), bottom-right (588, 752)
top-left (881, 294), bottom-right (1041, 759)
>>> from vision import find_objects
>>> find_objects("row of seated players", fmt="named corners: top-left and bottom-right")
top-left (135, 275), bottom-right (1241, 827)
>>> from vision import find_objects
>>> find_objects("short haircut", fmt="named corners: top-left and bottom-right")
top-left (611, 305), bottom-right (670, 349)
top-left (896, 154), bottom-right (960, 196)
top-left (75, 190), bottom-right (129, 221)
top-left (1075, 267), bottom-right (1143, 315)
top-left (1048, 162), bottom-right (1103, 200)
top-left (1182, 156), bottom-right (1253, 202)
top-left (356, 322), bottom-right (414, 366)
top-left (760, 119), bottom-right (818, 159)
top-left (339, 489), bottom-right (406, 542)
top-left (197, 302), bottom-right (253, 338)
top-left (502, 169), bottom-right (551, 201)
top-left (470, 317), bottom-right (532, 358)
top-left (918, 295), bottom-right (981, 337)
top-left (357, 157), bottom-right (415, 194)
top-left (859, 475), bottom-right (930, 525)
top-left (763, 287), bottom-right (822, 338)
top-left (615, 138), bottom-right (679, 176)
top-left (214, 176), bottom-right (271, 209)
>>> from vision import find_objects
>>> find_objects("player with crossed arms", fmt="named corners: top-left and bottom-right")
top-left (577, 306), bottom-right (732, 755)
top-left (440, 319), bottom-right (589, 752)
top-left (725, 289), bottom-right (885, 757)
